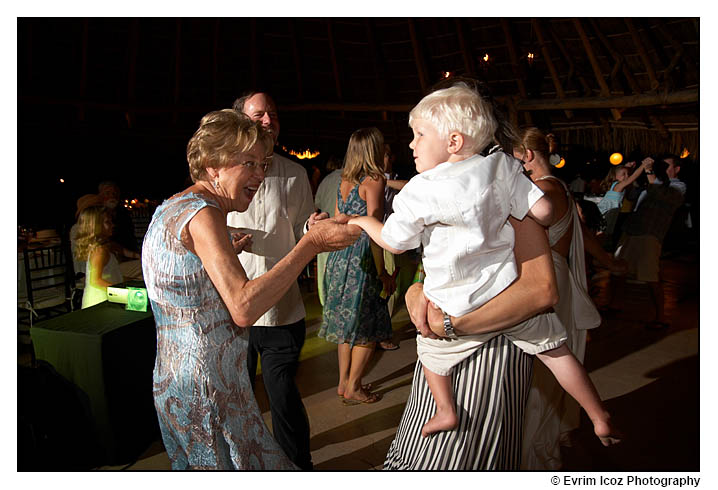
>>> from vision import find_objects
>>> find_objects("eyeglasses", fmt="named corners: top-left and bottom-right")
top-left (236, 156), bottom-right (272, 173)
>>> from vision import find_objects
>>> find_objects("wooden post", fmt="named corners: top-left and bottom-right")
top-left (548, 24), bottom-right (593, 96)
top-left (454, 18), bottom-right (476, 77)
top-left (366, 18), bottom-right (389, 103)
top-left (532, 18), bottom-right (572, 119)
top-left (500, 18), bottom-right (532, 125)
top-left (625, 18), bottom-right (659, 91)
top-left (408, 19), bottom-right (429, 94)
top-left (572, 18), bottom-right (623, 121)
top-left (288, 19), bottom-right (304, 101)
top-left (327, 20), bottom-right (343, 100)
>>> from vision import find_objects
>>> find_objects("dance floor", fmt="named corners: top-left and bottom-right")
top-left (20, 247), bottom-right (699, 471)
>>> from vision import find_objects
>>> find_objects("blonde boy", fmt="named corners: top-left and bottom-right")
top-left (350, 84), bottom-right (620, 445)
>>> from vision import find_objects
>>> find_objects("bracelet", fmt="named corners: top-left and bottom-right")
top-left (645, 171), bottom-right (654, 175)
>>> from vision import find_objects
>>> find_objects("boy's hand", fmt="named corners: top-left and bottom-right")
top-left (307, 211), bottom-right (330, 229)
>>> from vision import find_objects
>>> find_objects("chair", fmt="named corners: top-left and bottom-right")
top-left (18, 242), bottom-right (75, 328)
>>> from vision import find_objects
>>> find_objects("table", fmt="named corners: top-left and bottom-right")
top-left (30, 289), bottom-right (159, 466)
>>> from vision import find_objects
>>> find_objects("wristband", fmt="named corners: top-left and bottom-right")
top-left (645, 171), bottom-right (654, 175)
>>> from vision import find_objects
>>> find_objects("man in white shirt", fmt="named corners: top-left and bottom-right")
top-left (227, 91), bottom-right (320, 470)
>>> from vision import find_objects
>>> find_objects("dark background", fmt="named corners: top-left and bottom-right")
top-left (17, 17), bottom-right (699, 232)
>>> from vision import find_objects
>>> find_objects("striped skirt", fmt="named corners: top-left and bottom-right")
top-left (383, 334), bottom-right (533, 470)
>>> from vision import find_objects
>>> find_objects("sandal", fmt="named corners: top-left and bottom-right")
top-left (337, 383), bottom-right (372, 398)
top-left (342, 391), bottom-right (381, 406)
top-left (377, 341), bottom-right (399, 351)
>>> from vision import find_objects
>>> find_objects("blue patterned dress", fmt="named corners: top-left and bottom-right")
top-left (319, 179), bottom-right (392, 346)
top-left (142, 192), bottom-right (296, 470)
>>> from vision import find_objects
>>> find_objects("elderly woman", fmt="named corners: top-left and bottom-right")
top-left (141, 110), bottom-right (359, 470)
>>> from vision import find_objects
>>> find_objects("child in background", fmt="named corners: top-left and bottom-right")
top-left (74, 205), bottom-right (140, 308)
top-left (350, 84), bottom-right (621, 445)
top-left (597, 158), bottom-right (652, 236)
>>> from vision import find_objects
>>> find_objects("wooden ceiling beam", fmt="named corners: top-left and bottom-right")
top-left (572, 18), bottom-right (623, 121)
top-left (624, 18), bottom-right (660, 91)
top-left (513, 88), bottom-right (697, 111)
top-left (548, 24), bottom-right (593, 97)
top-left (500, 18), bottom-right (532, 125)
top-left (531, 18), bottom-right (572, 119)
top-left (288, 19), bottom-right (304, 101)
top-left (19, 88), bottom-right (697, 116)
top-left (365, 18), bottom-right (389, 103)
top-left (327, 19), bottom-right (343, 101)
top-left (408, 19), bottom-right (430, 94)
top-left (454, 18), bottom-right (476, 77)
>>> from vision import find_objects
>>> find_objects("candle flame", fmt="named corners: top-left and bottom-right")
top-left (483, 54), bottom-right (490, 62)
top-left (680, 148), bottom-right (690, 159)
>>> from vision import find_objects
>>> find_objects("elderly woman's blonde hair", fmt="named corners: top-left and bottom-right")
top-left (74, 205), bottom-right (108, 261)
top-left (187, 109), bottom-right (274, 183)
top-left (341, 127), bottom-right (385, 186)
top-left (409, 83), bottom-right (498, 154)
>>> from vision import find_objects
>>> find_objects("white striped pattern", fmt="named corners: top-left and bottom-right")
top-left (384, 335), bottom-right (533, 470)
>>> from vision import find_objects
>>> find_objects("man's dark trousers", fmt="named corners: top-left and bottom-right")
top-left (247, 319), bottom-right (313, 470)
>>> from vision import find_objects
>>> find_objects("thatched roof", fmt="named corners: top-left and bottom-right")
top-left (17, 17), bottom-right (699, 200)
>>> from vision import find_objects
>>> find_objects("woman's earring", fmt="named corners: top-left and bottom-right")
top-left (213, 179), bottom-right (220, 191)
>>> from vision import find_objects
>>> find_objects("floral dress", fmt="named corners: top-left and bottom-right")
top-left (142, 192), bottom-right (295, 470)
top-left (318, 179), bottom-right (392, 346)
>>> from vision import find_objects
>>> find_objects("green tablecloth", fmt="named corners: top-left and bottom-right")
top-left (30, 296), bottom-right (159, 465)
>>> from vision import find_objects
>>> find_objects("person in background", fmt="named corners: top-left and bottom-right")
top-left (142, 109), bottom-right (359, 470)
top-left (611, 156), bottom-right (686, 330)
top-left (513, 127), bottom-right (623, 469)
top-left (226, 91), bottom-right (322, 470)
top-left (569, 172), bottom-right (586, 201)
top-left (98, 180), bottom-right (144, 281)
top-left (596, 159), bottom-right (652, 239)
top-left (74, 205), bottom-right (140, 308)
top-left (314, 155), bottom-right (344, 306)
top-left (70, 194), bottom-right (104, 277)
top-left (319, 127), bottom-right (395, 405)
top-left (377, 143), bottom-right (406, 350)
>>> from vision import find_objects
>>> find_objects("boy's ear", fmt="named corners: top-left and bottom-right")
top-left (447, 131), bottom-right (464, 154)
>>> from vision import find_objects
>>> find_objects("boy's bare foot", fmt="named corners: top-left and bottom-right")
top-left (593, 417), bottom-right (623, 446)
top-left (421, 407), bottom-right (458, 437)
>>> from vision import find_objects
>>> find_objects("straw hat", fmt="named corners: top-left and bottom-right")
top-left (75, 194), bottom-right (104, 218)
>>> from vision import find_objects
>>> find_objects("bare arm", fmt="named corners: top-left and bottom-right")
top-left (526, 195), bottom-right (554, 227)
top-left (88, 246), bottom-right (114, 289)
top-left (614, 158), bottom-right (650, 193)
top-left (363, 176), bottom-right (397, 294)
top-left (188, 206), bottom-right (360, 327)
top-left (348, 216), bottom-right (406, 255)
top-left (407, 216), bottom-right (559, 338)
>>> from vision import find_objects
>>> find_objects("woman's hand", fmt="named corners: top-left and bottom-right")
top-left (641, 157), bottom-right (654, 170)
top-left (305, 214), bottom-right (361, 253)
top-left (405, 283), bottom-right (440, 339)
top-left (231, 232), bottom-right (253, 254)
